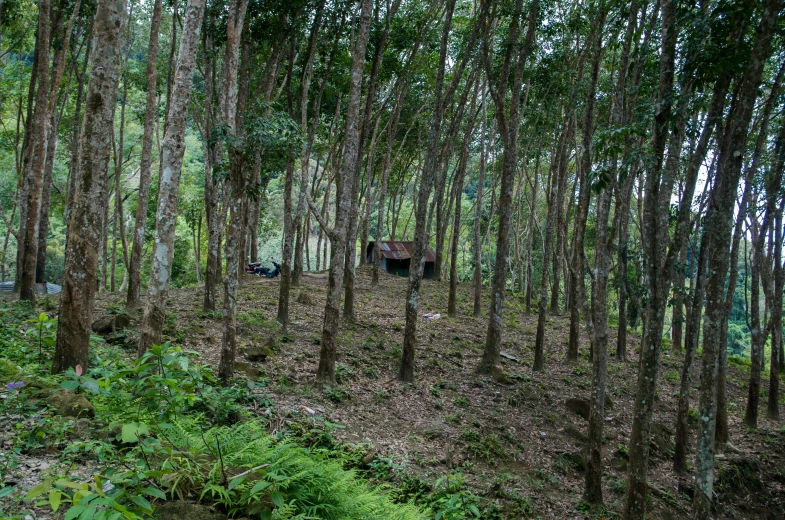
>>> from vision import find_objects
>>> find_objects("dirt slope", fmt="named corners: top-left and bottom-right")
top-left (94, 267), bottom-right (785, 519)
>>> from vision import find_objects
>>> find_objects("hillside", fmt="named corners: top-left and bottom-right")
top-left (2, 268), bottom-right (779, 519)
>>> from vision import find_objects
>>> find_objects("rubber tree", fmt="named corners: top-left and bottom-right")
top-left (53, 0), bottom-right (126, 373)
top-left (313, 0), bottom-right (373, 383)
top-left (126, 0), bottom-right (164, 310)
top-left (137, 0), bottom-right (207, 356)
top-left (477, 0), bottom-right (538, 375)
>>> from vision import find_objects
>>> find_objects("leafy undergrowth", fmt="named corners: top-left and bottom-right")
top-left (0, 302), bottom-right (431, 520)
top-left (3, 268), bottom-right (785, 520)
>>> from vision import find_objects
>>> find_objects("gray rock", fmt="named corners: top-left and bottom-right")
top-left (91, 313), bottom-right (131, 335)
top-left (155, 501), bottom-right (228, 520)
top-left (565, 395), bottom-right (614, 421)
top-left (565, 398), bottom-right (590, 421)
top-left (245, 344), bottom-right (273, 362)
top-left (48, 389), bottom-right (95, 418)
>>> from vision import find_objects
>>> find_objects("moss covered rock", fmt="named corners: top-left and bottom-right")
top-left (48, 389), bottom-right (95, 418)
top-left (155, 501), bottom-right (228, 520)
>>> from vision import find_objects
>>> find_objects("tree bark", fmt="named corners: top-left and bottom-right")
top-left (399, 0), bottom-right (457, 383)
top-left (624, 0), bottom-right (678, 515)
top-left (18, 0), bottom-right (51, 302)
top-left (316, 0), bottom-right (373, 383)
top-left (216, 0), bottom-right (249, 382)
top-left (137, 0), bottom-right (206, 356)
top-left (448, 81), bottom-right (479, 317)
top-left (692, 3), bottom-right (781, 516)
top-left (53, 0), bottom-right (126, 372)
top-left (534, 120), bottom-right (568, 372)
top-left (478, 0), bottom-right (537, 375)
top-left (126, 0), bottom-right (163, 310)
top-left (37, 0), bottom-right (81, 286)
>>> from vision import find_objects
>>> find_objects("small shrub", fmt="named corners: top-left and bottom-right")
top-left (324, 386), bottom-right (351, 403)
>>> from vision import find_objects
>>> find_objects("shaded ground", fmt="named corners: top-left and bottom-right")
top-left (79, 266), bottom-right (785, 519)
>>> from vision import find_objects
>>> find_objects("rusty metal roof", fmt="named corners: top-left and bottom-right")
top-left (370, 241), bottom-right (436, 262)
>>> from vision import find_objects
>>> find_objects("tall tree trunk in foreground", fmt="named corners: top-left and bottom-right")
top-left (399, 0), bottom-right (456, 383)
top-left (743, 118), bottom-right (783, 427)
top-left (137, 0), bottom-right (206, 356)
top-left (624, 1), bottom-right (678, 516)
top-left (53, 0), bottom-right (126, 372)
top-left (478, 0), bottom-right (537, 375)
top-left (673, 230), bottom-right (707, 473)
top-left (315, 0), bottom-right (373, 383)
top-left (744, 201), bottom-right (766, 429)
top-left (18, 0), bottom-right (52, 302)
top-left (581, 5), bottom-right (608, 504)
top-left (692, 3), bottom-right (780, 516)
top-left (126, 0), bottom-right (164, 310)
top-left (292, 2), bottom-right (325, 288)
top-left (584, 177), bottom-right (612, 505)
top-left (37, 0), bottom-right (81, 286)
top-left (217, 0), bottom-right (249, 382)
top-left (201, 30), bottom-right (220, 312)
top-left (568, 4), bottom-right (605, 362)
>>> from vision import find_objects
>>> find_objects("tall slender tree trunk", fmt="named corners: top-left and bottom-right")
top-left (534, 122), bottom-right (567, 371)
top-left (448, 82), bottom-right (479, 317)
top-left (472, 89), bottom-right (487, 318)
top-left (768, 207), bottom-right (783, 419)
top-left (399, 0), bottom-right (457, 383)
top-left (291, 2), bottom-right (324, 288)
top-left (53, 0), bottom-right (126, 372)
top-left (18, 0), bottom-right (52, 302)
top-left (216, 0), bottom-right (249, 382)
top-left (624, 1), bottom-right (678, 515)
top-left (126, 0), bottom-right (163, 310)
top-left (581, 6), bottom-right (609, 502)
top-left (315, 0), bottom-right (373, 383)
top-left (673, 230), bottom-right (707, 473)
top-left (137, 0), bottom-right (206, 356)
top-left (37, 0), bottom-right (81, 287)
top-left (478, 0), bottom-right (537, 375)
top-left (692, 3), bottom-right (780, 516)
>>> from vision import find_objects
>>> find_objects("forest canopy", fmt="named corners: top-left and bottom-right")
top-left (1, 0), bottom-right (785, 518)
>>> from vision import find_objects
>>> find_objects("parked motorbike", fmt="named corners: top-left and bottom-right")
top-left (244, 261), bottom-right (264, 274)
top-left (246, 261), bottom-right (281, 279)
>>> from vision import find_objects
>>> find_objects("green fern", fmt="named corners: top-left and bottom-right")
top-left (163, 419), bottom-right (426, 519)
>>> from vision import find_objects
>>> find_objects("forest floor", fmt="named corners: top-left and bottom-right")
top-left (3, 267), bottom-right (784, 519)
top-left (91, 266), bottom-right (785, 519)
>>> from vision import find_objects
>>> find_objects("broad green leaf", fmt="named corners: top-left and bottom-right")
top-left (77, 506), bottom-right (97, 520)
top-left (130, 494), bottom-right (153, 512)
top-left (141, 486), bottom-right (166, 500)
top-left (80, 378), bottom-right (100, 393)
top-left (55, 479), bottom-right (89, 491)
top-left (49, 489), bottom-right (62, 512)
top-left (121, 422), bottom-right (149, 443)
top-left (228, 475), bottom-right (246, 490)
top-left (271, 491), bottom-right (284, 507)
top-left (25, 478), bottom-right (52, 499)
top-left (250, 480), bottom-right (270, 494)
top-left (60, 380), bottom-right (80, 391)
top-left (64, 505), bottom-right (86, 520)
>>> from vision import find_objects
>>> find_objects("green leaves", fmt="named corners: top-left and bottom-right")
top-left (121, 422), bottom-right (149, 443)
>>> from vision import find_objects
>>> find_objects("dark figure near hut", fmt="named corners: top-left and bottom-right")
top-left (366, 241), bottom-right (436, 279)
